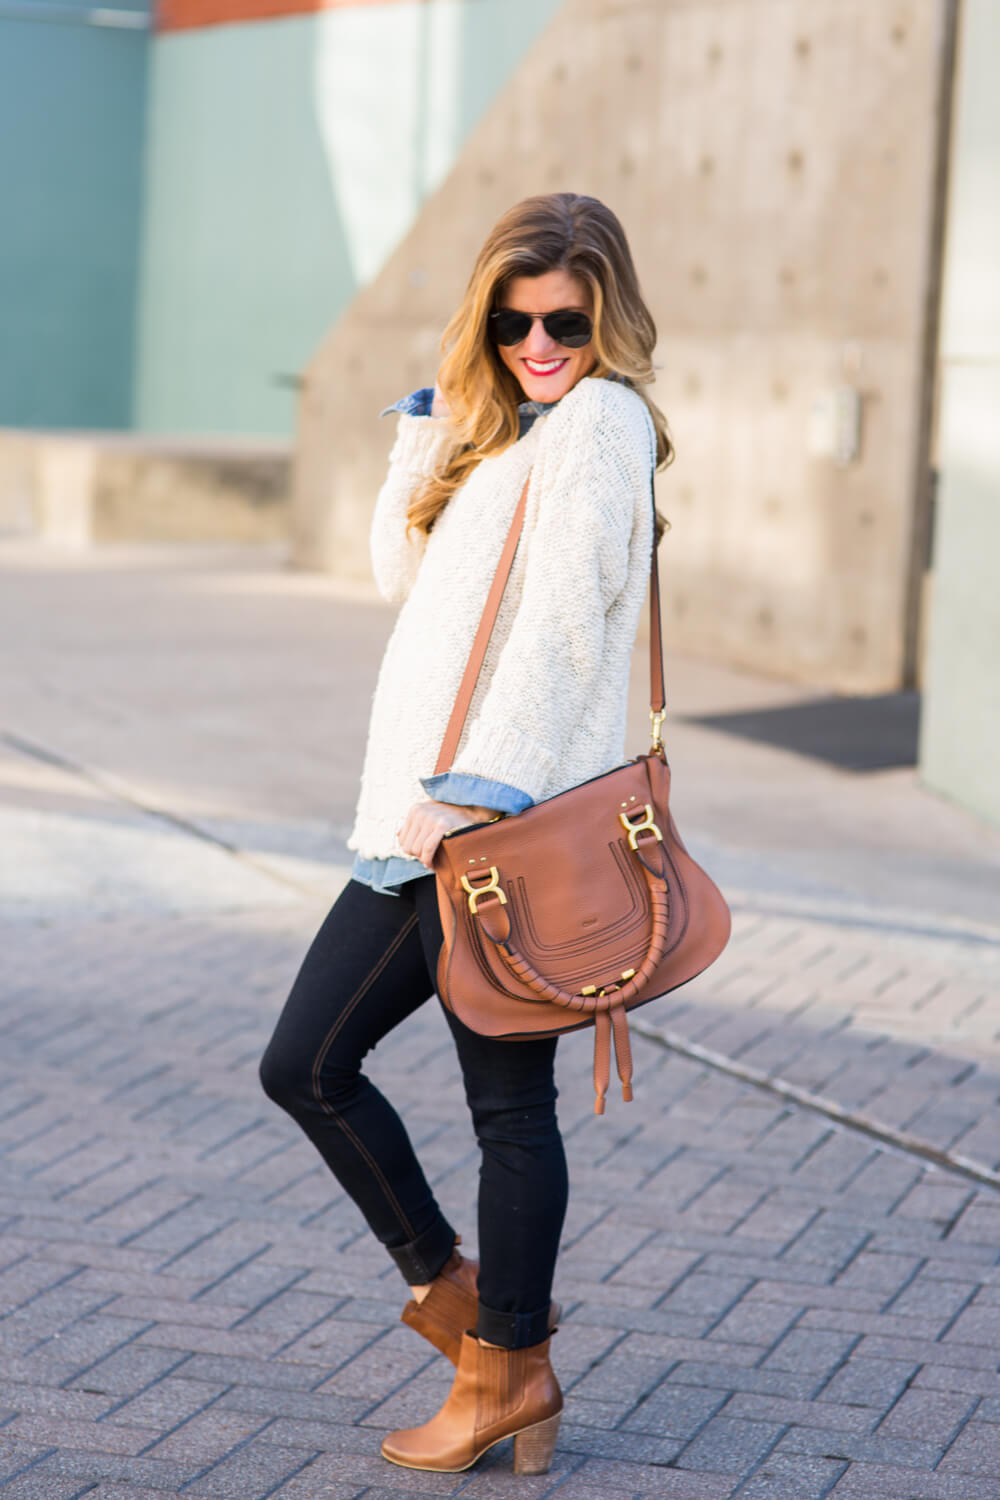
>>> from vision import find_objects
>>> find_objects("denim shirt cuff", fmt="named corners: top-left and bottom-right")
top-left (380, 387), bottom-right (435, 419)
top-left (351, 852), bottom-right (426, 895)
top-left (420, 772), bottom-right (533, 817)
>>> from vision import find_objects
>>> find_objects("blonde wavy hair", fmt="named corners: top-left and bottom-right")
top-left (406, 192), bottom-right (673, 537)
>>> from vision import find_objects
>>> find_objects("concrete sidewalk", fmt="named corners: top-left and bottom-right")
top-left (1, 539), bottom-right (1000, 1500)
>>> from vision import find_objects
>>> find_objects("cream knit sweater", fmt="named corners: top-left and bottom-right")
top-left (348, 375), bottom-right (657, 862)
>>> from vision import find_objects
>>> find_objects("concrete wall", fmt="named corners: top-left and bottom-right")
top-left (918, 0), bottom-right (1000, 825)
top-left (293, 0), bottom-right (954, 694)
top-left (0, 429), bottom-right (289, 544)
top-left (0, 5), bottom-right (149, 428)
top-left (134, 0), bottom-right (562, 437)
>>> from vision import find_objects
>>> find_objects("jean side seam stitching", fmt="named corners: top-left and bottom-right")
top-left (323, 1108), bottom-right (420, 1246)
top-left (309, 911), bottom-right (424, 1243)
top-left (308, 911), bottom-right (421, 1099)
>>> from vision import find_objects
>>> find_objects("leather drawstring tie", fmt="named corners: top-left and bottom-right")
top-left (593, 1004), bottom-right (634, 1115)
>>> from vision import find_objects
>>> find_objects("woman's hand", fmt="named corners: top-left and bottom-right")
top-left (430, 382), bottom-right (451, 419)
top-left (398, 800), bottom-right (499, 869)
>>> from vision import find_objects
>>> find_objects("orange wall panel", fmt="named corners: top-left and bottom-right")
top-left (157, 0), bottom-right (421, 31)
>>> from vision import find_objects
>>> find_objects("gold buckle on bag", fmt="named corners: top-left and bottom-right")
top-left (619, 804), bottom-right (663, 850)
top-left (579, 969), bottom-right (636, 999)
top-left (461, 867), bottom-right (507, 914)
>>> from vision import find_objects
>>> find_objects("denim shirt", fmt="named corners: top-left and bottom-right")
top-left (352, 388), bottom-right (555, 894)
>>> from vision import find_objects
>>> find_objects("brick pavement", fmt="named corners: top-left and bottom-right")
top-left (3, 895), bottom-right (1000, 1500)
top-left (2, 542), bottom-right (1000, 1498)
top-left (637, 906), bottom-right (1000, 1188)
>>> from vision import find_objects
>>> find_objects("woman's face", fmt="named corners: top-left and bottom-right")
top-left (494, 268), bottom-right (596, 404)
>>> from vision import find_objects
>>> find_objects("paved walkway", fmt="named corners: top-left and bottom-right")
top-left (2, 540), bottom-right (1000, 1500)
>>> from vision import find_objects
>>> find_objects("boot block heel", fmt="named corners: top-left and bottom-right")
top-left (513, 1411), bottom-right (561, 1475)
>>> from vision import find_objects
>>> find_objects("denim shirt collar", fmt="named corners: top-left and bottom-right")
top-left (516, 397), bottom-right (558, 437)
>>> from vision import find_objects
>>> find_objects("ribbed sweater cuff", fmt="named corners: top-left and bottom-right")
top-left (452, 724), bottom-right (556, 804)
top-left (390, 413), bottom-right (453, 477)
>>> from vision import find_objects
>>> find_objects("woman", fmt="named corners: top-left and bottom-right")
top-left (260, 192), bottom-right (672, 1475)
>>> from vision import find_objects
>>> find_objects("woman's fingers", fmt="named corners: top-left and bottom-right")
top-left (398, 802), bottom-right (450, 865)
top-left (397, 807), bottom-right (420, 852)
top-left (413, 818), bottom-right (445, 867)
top-left (419, 827), bottom-right (442, 868)
top-left (398, 800), bottom-right (487, 866)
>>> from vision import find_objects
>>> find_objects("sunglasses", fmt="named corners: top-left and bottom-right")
top-left (489, 307), bottom-right (593, 349)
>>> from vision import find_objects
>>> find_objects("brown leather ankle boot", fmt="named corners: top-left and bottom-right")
top-left (400, 1247), bottom-right (479, 1365)
top-left (381, 1331), bottom-right (562, 1474)
top-left (400, 1248), bottom-right (563, 1366)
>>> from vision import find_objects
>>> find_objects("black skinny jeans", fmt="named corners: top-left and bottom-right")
top-left (259, 875), bottom-right (568, 1349)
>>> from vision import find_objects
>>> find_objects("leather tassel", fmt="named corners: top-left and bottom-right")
top-left (593, 1010), bottom-right (611, 1114)
top-left (610, 1003), bottom-right (634, 1103)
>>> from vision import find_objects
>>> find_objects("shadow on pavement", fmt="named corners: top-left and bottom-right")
top-left (684, 691), bottom-right (921, 772)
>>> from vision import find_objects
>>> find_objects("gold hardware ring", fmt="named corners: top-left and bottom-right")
top-left (460, 867), bottom-right (507, 914)
top-left (619, 803), bottom-right (663, 850)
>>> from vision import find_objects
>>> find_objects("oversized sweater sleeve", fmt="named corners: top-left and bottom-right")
top-left (370, 414), bottom-right (455, 604)
top-left (449, 380), bottom-right (655, 800)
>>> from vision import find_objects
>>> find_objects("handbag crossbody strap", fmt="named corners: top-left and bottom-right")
top-left (434, 468), bottom-right (665, 777)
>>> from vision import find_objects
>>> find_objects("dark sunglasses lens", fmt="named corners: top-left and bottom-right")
top-left (491, 310), bottom-right (533, 345)
top-left (543, 311), bottom-right (592, 347)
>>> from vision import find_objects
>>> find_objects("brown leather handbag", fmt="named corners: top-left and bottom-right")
top-left (432, 473), bottom-right (731, 1113)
